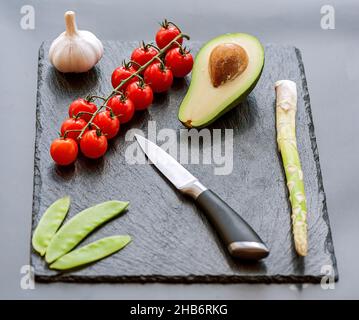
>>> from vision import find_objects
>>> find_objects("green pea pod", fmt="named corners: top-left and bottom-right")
top-left (49, 235), bottom-right (131, 270)
top-left (32, 196), bottom-right (71, 256)
top-left (45, 201), bottom-right (129, 263)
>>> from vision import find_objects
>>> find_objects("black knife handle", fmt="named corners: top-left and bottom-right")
top-left (195, 189), bottom-right (269, 260)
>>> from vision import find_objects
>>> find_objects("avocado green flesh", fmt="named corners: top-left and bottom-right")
top-left (178, 33), bottom-right (264, 128)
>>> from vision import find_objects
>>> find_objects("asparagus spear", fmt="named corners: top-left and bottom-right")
top-left (275, 80), bottom-right (308, 256)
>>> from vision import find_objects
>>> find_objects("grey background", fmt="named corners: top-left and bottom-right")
top-left (0, 0), bottom-right (357, 299)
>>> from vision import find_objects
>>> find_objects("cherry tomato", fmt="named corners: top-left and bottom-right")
top-left (130, 44), bottom-right (158, 70)
top-left (68, 98), bottom-right (97, 122)
top-left (50, 138), bottom-right (78, 166)
top-left (126, 82), bottom-right (153, 110)
top-left (111, 65), bottom-right (137, 91)
top-left (155, 20), bottom-right (183, 49)
top-left (165, 48), bottom-right (194, 78)
top-left (80, 130), bottom-right (108, 159)
top-left (107, 95), bottom-right (135, 124)
top-left (93, 111), bottom-right (120, 139)
top-left (144, 62), bottom-right (173, 93)
top-left (60, 118), bottom-right (88, 141)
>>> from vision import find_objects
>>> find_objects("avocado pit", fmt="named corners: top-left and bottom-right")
top-left (209, 43), bottom-right (249, 87)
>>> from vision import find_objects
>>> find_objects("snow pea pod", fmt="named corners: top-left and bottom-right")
top-left (32, 196), bottom-right (70, 256)
top-left (50, 235), bottom-right (131, 270)
top-left (45, 200), bottom-right (129, 263)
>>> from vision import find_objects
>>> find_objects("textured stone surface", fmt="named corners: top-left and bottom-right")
top-left (31, 41), bottom-right (337, 283)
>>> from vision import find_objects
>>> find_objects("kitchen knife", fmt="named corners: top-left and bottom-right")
top-left (135, 134), bottom-right (269, 260)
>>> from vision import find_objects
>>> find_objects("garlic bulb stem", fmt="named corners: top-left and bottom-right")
top-left (64, 11), bottom-right (77, 36)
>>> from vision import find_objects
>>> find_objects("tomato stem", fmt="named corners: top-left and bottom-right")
top-left (75, 111), bottom-right (95, 119)
top-left (134, 73), bottom-right (144, 82)
top-left (119, 91), bottom-right (127, 102)
top-left (129, 60), bottom-right (142, 69)
top-left (90, 122), bottom-right (101, 131)
top-left (147, 43), bottom-right (161, 52)
top-left (179, 45), bottom-right (190, 55)
top-left (89, 95), bottom-right (106, 102)
top-left (77, 33), bottom-right (190, 139)
top-left (153, 56), bottom-right (166, 71)
top-left (122, 60), bottom-right (133, 69)
top-left (160, 19), bottom-right (182, 33)
top-left (167, 20), bottom-right (182, 33)
top-left (95, 128), bottom-right (103, 137)
top-left (62, 129), bottom-right (83, 139)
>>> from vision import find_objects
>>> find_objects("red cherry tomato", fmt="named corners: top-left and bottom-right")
top-left (130, 44), bottom-right (158, 70)
top-left (80, 130), bottom-right (108, 159)
top-left (144, 62), bottom-right (173, 93)
top-left (165, 48), bottom-right (194, 78)
top-left (155, 20), bottom-right (183, 49)
top-left (60, 118), bottom-right (88, 141)
top-left (111, 65), bottom-right (137, 90)
top-left (107, 95), bottom-right (135, 124)
top-left (68, 98), bottom-right (97, 122)
top-left (50, 138), bottom-right (78, 166)
top-left (93, 111), bottom-right (120, 139)
top-left (126, 82), bottom-right (153, 110)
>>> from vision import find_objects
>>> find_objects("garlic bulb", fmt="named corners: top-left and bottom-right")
top-left (49, 11), bottom-right (103, 73)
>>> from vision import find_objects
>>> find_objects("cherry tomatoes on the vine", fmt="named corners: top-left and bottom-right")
top-left (50, 138), bottom-right (78, 166)
top-left (126, 82), bottom-right (153, 110)
top-left (111, 65), bottom-right (137, 90)
top-left (80, 130), bottom-right (108, 159)
top-left (130, 44), bottom-right (158, 70)
top-left (144, 62), bottom-right (173, 93)
top-left (155, 20), bottom-right (182, 49)
top-left (107, 95), bottom-right (135, 124)
top-left (165, 48), bottom-right (194, 78)
top-left (60, 118), bottom-right (88, 141)
top-left (93, 111), bottom-right (120, 139)
top-left (68, 98), bottom-right (97, 122)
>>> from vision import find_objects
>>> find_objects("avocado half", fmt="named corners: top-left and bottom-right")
top-left (178, 33), bottom-right (264, 128)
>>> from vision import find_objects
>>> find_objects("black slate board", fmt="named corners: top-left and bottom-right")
top-left (31, 41), bottom-right (338, 283)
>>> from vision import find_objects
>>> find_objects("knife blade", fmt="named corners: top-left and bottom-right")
top-left (135, 134), bottom-right (269, 260)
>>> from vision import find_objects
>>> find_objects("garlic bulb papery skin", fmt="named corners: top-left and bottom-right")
top-left (49, 11), bottom-right (104, 73)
